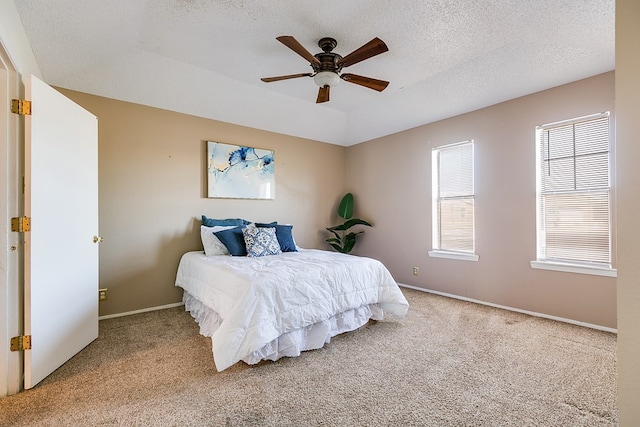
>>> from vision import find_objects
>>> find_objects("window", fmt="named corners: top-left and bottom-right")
top-left (430, 140), bottom-right (477, 261)
top-left (532, 112), bottom-right (615, 277)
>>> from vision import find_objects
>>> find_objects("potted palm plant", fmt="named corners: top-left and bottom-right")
top-left (326, 192), bottom-right (372, 253)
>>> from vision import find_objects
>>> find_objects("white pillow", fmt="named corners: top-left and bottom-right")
top-left (201, 225), bottom-right (235, 256)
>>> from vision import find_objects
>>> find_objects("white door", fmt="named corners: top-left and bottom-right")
top-left (23, 75), bottom-right (99, 389)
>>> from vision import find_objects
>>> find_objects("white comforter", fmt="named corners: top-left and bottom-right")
top-left (175, 249), bottom-right (409, 371)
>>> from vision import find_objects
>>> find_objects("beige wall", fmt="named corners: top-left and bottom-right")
top-left (57, 89), bottom-right (346, 316)
top-left (347, 72), bottom-right (616, 328)
top-left (615, 0), bottom-right (640, 423)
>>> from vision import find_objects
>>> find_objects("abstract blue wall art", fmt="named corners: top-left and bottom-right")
top-left (207, 141), bottom-right (275, 199)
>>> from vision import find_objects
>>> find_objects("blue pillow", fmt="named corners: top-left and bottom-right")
top-left (214, 226), bottom-right (246, 256)
top-left (274, 224), bottom-right (297, 252)
top-left (256, 221), bottom-right (298, 252)
top-left (254, 222), bottom-right (296, 252)
top-left (255, 221), bottom-right (277, 227)
top-left (201, 215), bottom-right (249, 227)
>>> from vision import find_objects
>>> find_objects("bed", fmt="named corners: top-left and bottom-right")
top-left (175, 242), bottom-right (409, 371)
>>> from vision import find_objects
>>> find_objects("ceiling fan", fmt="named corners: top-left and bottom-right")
top-left (261, 36), bottom-right (389, 104)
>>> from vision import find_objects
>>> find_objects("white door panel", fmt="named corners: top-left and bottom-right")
top-left (24, 75), bottom-right (98, 389)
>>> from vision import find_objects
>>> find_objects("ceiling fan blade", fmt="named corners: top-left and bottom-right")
top-left (316, 86), bottom-right (330, 103)
top-left (276, 36), bottom-right (321, 66)
top-left (341, 73), bottom-right (389, 92)
top-left (337, 37), bottom-right (388, 68)
top-left (261, 73), bottom-right (313, 82)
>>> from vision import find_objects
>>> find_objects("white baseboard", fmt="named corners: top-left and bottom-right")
top-left (99, 302), bottom-right (185, 321)
top-left (99, 286), bottom-right (617, 334)
top-left (398, 283), bottom-right (617, 334)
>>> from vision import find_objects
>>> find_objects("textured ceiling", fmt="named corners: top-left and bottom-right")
top-left (14, 0), bottom-right (614, 146)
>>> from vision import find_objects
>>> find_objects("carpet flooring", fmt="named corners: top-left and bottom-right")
top-left (0, 288), bottom-right (617, 426)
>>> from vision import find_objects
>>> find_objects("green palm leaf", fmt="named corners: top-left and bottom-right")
top-left (325, 193), bottom-right (372, 254)
top-left (337, 193), bottom-right (354, 220)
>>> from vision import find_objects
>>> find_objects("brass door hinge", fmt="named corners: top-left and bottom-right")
top-left (10, 99), bottom-right (32, 115)
top-left (10, 335), bottom-right (31, 351)
top-left (11, 216), bottom-right (31, 232)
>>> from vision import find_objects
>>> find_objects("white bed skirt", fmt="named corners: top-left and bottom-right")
top-left (183, 291), bottom-right (383, 366)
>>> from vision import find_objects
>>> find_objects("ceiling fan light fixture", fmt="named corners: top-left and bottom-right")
top-left (262, 36), bottom-right (389, 102)
top-left (313, 71), bottom-right (340, 87)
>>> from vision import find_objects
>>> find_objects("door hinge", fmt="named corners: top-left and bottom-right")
top-left (10, 99), bottom-right (32, 115)
top-left (10, 335), bottom-right (32, 351)
top-left (11, 216), bottom-right (31, 232)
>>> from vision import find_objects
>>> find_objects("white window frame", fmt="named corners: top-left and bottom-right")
top-left (429, 140), bottom-right (478, 262)
top-left (531, 112), bottom-right (616, 277)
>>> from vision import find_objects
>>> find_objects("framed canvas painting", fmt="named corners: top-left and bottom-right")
top-left (207, 141), bottom-right (275, 199)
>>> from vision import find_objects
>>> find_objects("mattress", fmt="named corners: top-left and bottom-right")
top-left (175, 249), bottom-right (409, 371)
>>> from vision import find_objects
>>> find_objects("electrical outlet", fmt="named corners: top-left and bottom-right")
top-left (98, 288), bottom-right (108, 302)
top-left (413, 266), bottom-right (419, 276)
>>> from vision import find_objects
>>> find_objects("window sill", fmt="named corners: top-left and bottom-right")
top-left (530, 261), bottom-right (617, 277)
top-left (429, 251), bottom-right (479, 262)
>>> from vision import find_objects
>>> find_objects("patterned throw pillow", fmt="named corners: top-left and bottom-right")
top-left (243, 226), bottom-right (282, 257)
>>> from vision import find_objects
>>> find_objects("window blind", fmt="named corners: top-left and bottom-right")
top-left (536, 113), bottom-right (611, 266)
top-left (433, 141), bottom-right (475, 253)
